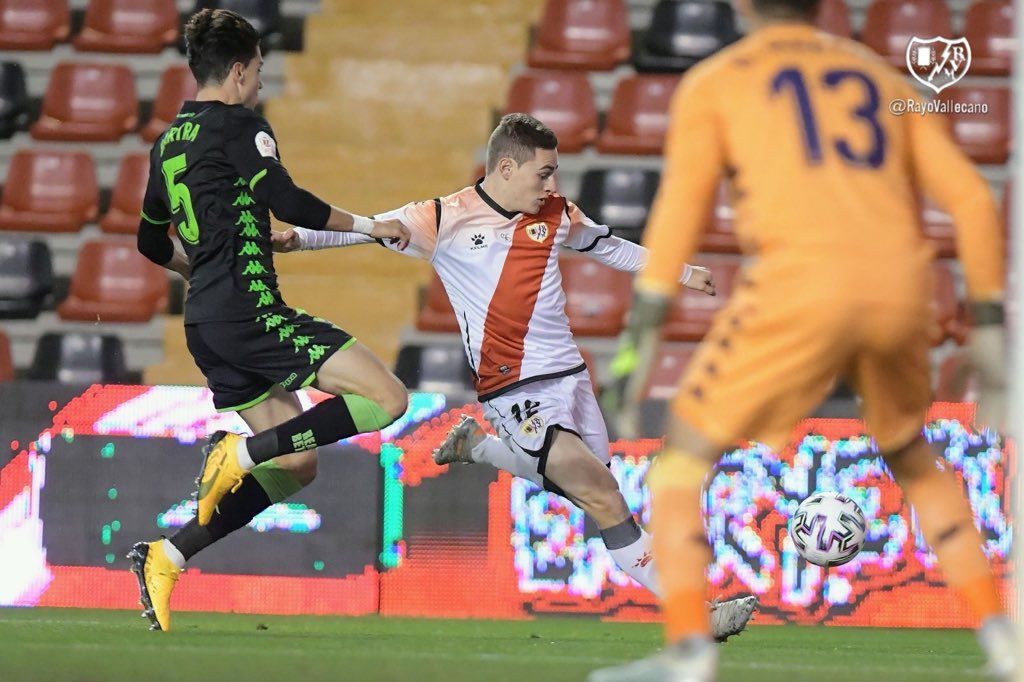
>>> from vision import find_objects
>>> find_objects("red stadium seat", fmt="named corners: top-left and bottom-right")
top-left (662, 255), bottom-right (740, 341)
top-left (561, 255), bottom-right (632, 336)
top-left (642, 343), bottom-right (696, 400)
top-left (964, 0), bottom-right (1014, 76)
top-left (861, 0), bottom-right (951, 65)
top-left (75, 0), bottom-right (179, 53)
top-left (932, 261), bottom-right (966, 345)
top-left (921, 197), bottom-right (955, 258)
top-left (415, 274), bottom-right (460, 333)
top-left (528, 0), bottom-right (631, 71)
top-left (58, 239), bottom-right (168, 322)
top-left (700, 182), bottom-right (740, 254)
top-left (101, 153), bottom-right (151, 234)
top-left (505, 70), bottom-right (598, 153)
top-left (141, 65), bottom-right (198, 143)
top-left (31, 62), bottom-right (138, 142)
top-left (596, 74), bottom-right (679, 156)
top-left (815, 0), bottom-right (852, 37)
top-left (0, 0), bottom-right (70, 50)
top-left (0, 329), bottom-right (12, 381)
top-left (937, 85), bottom-right (1010, 165)
top-left (0, 150), bottom-right (98, 233)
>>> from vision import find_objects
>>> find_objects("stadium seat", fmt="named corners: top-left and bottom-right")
top-left (505, 70), bottom-right (598, 153)
top-left (596, 74), bottom-right (679, 155)
top-left (528, 0), bottom-right (631, 71)
top-left (633, 0), bottom-right (740, 73)
top-left (415, 274), bottom-right (460, 333)
top-left (921, 197), bottom-right (955, 258)
top-left (31, 62), bottom-right (138, 142)
top-left (75, 0), bottom-right (179, 53)
top-left (561, 255), bottom-right (632, 336)
top-left (0, 62), bottom-right (29, 139)
top-left (937, 85), bottom-right (1010, 165)
top-left (662, 255), bottom-right (740, 341)
top-left (0, 0), bottom-right (70, 50)
top-left (28, 332), bottom-right (128, 383)
top-left (642, 343), bottom-right (696, 400)
top-left (0, 150), bottom-right (98, 233)
top-left (700, 181), bottom-right (740, 254)
top-left (0, 329), bottom-right (11, 382)
top-left (193, 0), bottom-right (281, 45)
top-left (0, 238), bottom-right (53, 319)
top-left (101, 153), bottom-right (151, 234)
top-left (141, 65), bottom-right (198, 142)
top-left (575, 168), bottom-right (660, 241)
top-left (394, 344), bottom-right (474, 393)
top-left (815, 0), bottom-right (852, 37)
top-left (58, 239), bottom-right (169, 323)
top-left (964, 0), bottom-right (1014, 76)
top-left (861, 0), bottom-right (952, 66)
top-left (932, 261), bottom-right (966, 345)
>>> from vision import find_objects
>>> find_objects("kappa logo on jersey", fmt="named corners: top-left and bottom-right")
top-left (525, 221), bottom-right (550, 243)
top-left (255, 131), bottom-right (278, 158)
top-left (905, 37), bottom-right (971, 93)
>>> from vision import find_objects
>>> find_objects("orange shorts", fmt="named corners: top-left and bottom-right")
top-left (672, 259), bottom-right (933, 453)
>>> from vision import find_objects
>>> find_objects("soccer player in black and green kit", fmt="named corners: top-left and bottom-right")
top-left (127, 8), bottom-right (412, 631)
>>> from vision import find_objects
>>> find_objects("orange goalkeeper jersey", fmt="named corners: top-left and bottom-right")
top-left (638, 23), bottom-right (1004, 302)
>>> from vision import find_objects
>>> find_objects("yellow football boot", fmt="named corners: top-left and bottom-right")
top-left (195, 431), bottom-right (248, 526)
top-left (128, 540), bottom-right (181, 631)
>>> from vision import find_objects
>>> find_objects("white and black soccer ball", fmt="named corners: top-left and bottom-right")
top-left (788, 492), bottom-right (866, 567)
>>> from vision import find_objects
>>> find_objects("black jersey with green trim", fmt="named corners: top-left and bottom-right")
top-left (142, 100), bottom-right (289, 324)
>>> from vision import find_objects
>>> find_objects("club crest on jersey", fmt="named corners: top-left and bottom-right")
top-left (905, 37), bottom-right (971, 93)
top-left (520, 414), bottom-right (545, 437)
top-left (525, 221), bottom-right (550, 243)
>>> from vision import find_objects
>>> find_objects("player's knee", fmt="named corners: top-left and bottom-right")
top-left (376, 377), bottom-right (409, 423)
top-left (568, 471), bottom-right (626, 521)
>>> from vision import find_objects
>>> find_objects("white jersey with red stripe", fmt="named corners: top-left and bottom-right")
top-left (375, 183), bottom-right (611, 401)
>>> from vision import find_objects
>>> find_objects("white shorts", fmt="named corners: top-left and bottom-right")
top-left (481, 370), bottom-right (611, 476)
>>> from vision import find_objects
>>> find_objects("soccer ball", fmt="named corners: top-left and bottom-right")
top-left (788, 492), bottom-right (866, 567)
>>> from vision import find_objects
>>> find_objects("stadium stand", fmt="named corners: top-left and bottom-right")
top-left (100, 153), bottom-right (150, 234)
top-left (527, 0), bottom-right (631, 71)
top-left (938, 85), bottom-right (1011, 165)
top-left (596, 74), bottom-right (678, 155)
top-left (141, 64), bottom-right (198, 142)
top-left (0, 62), bottom-right (29, 139)
top-left (0, 238), bottom-right (53, 319)
top-left (815, 0), bottom-right (852, 37)
top-left (633, 0), bottom-right (740, 73)
top-left (505, 69), bottom-right (598, 153)
top-left (31, 62), bottom-right (138, 141)
top-left (561, 255), bottom-right (633, 336)
top-left (661, 256), bottom-right (740, 341)
top-left (394, 343), bottom-right (476, 395)
top-left (0, 0), bottom-right (70, 51)
top-left (0, 328), bottom-right (11, 381)
top-left (965, 0), bottom-right (1013, 76)
top-left (0, 149), bottom-right (98, 232)
top-left (575, 167), bottom-right (660, 241)
top-left (74, 0), bottom-right (180, 54)
top-left (415, 275), bottom-right (460, 334)
top-left (642, 342), bottom-right (695, 400)
top-left (57, 239), bottom-right (169, 323)
top-left (27, 331), bottom-right (128, 383)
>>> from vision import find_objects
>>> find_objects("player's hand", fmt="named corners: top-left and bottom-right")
top-left (271, 228), bottom-right (301, 253)
top-left (370, 219), bottom-right (411, 251)
top-left (966, 324), bottom-right (1006, 432)
top-left (684, 265), bottom-right (716, 296)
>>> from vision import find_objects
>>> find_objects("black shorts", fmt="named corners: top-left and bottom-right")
top-left (185, 307), bottom-right (354, 412)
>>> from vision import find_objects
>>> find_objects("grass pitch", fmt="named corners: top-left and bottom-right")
top-left (0, 608), bottom-right (987, 681)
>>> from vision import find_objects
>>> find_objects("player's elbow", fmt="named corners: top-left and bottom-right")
top-left (137, 223), bottom-right (174, 266)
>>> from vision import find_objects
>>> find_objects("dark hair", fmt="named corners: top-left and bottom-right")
top-left (750, 0), bottom-right (822, 19)
top-left (184, 9), bottom-right (260, 86)
top-left (486, 113), bottom-right (559, 172)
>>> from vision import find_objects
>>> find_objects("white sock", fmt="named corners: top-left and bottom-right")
top-left (471, 435), bottom-right (544, 487)
top-left (235, 437), bottom-right (255, 471)
top-left (162, 538), bottom-right (186, 569)
top-left (604, 524), bottom-right (659, 596)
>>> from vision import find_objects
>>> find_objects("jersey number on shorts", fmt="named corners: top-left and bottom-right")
top-left (771, 68), bottom-right (886, 169)
top-left (161, 153), bottom-right (200, 245)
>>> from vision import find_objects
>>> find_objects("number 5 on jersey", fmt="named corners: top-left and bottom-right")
top-left (162, 153), bottom-right (200, 244)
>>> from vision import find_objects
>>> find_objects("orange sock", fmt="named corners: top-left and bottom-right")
top-left (648, 450), bottom-right (714, 643)
top-left (890, 439), bottom-right (1003, 621)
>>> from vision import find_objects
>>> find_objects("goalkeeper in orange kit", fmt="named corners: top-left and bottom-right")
top-left (590, 0), bottom-right (1011, 678)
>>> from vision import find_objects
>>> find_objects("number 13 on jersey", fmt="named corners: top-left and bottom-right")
top-left (162, 153), bottom-right (200, 244)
